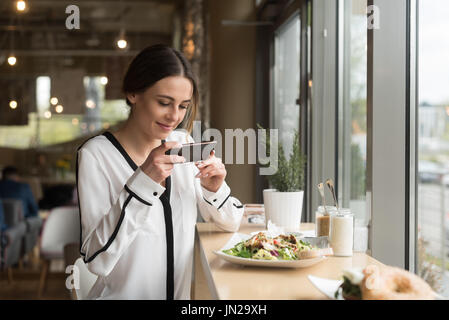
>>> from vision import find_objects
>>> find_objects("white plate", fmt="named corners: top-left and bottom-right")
top-left (307, 275), bottom-right (448, 300)
top-left (213, 232), bottom-right (327, 268)
top-left (214, 250), bottom-right (326, 268)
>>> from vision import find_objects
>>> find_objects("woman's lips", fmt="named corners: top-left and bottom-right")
top-left (157, 122), bottom-right (173, 131)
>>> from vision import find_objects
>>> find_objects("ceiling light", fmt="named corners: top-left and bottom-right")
top-left (16, 0), bottom-right (26, 12)
top-left (50, 97), bottom-right (58, 105)
top-left (117, 39), bottom-right (127, 49)
top-left (9, 100), bottom-right (18, 109)
top-left (86, 99), bottom-right (96, 109)
top-left (100, 76), bottom-right (108, 85)
top-left (116, 29), bottom-right (128, 49)
top-left (44, 110), bottom-right (52, 119)
top-left (55, 105), bottom-right (63, 113)
top-left (72, 118), bottom-right (79, 125)
top-left (7, 55), bottom-right (16, 66)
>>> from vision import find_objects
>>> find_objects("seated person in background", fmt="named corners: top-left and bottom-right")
top-left (0, 166), bottom-right (39, 218)
top-left (0, 198), bottom-right (6, 231)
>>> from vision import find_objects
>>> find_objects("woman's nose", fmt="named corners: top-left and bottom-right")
top-left (166, 106), bottom-right (180, 121)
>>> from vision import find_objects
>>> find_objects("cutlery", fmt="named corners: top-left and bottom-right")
top-left (317, 183), bottom-right (329, 216)
top-left (325, 179), bottom-right (339, 210)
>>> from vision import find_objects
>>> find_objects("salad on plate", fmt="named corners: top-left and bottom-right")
top-left (222, 231), bottom-right (329, 261)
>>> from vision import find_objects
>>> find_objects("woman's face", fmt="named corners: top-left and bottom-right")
top-left (127, 75), bottom-right (193, 140)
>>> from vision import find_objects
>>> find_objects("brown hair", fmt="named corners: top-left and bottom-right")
top-left (122, 44), bottom-right (198, 134)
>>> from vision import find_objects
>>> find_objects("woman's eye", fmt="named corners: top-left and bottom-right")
top-left (179, 104), bottom-right (189, 110)
top-left (158, 101), bottom-right (170, 106)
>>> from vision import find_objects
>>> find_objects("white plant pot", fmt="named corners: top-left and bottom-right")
top-left (263, 189), bottom-right (304, 231)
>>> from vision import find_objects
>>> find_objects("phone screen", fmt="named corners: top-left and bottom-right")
top-left (165, 141), bottom-right (217, 163)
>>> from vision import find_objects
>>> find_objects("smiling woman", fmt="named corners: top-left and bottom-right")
top-left (124, 76), bottom-right (193, 144)
top-left (122, 44), bottom-right (199, 135)
top-left (75, 44), bottom-right (244, 300)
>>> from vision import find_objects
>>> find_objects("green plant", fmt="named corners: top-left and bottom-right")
top-left (350, 143), bottom-right (366, 200)
top-left (257, 124), bottom-right (306, 192)
top-left (417, 236), bottom-right (442, 293)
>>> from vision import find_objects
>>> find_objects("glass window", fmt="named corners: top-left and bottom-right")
top-left (339, 0), bottom-right (368, 240)
top-left (0, 76), bottom-right (128, 149)
top-left (272, 14), bottom-right (300, 159)
top-left (417, 0), bottom-right (449, 297)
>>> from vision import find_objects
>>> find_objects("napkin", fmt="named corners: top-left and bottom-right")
top-left (307, 275), bottom-right (343, 300)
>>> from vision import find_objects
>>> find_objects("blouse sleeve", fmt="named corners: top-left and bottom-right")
top-left (184, 135), bottom-right (244, 232)
top-left (194, 178), bottom-right (244, 232)
top-left (77, 147), bottom-right (165, 277)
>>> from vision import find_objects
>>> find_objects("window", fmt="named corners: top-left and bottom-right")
top-left (338, 0), bottom-right (368, 250)
top-left (417, 0), bottom-right (449, 297)
top-left (272, 13), bottom-right (301, 159)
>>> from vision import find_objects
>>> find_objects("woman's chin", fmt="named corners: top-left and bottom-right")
top-left (155, 130), bottom-right (172, 141)
top-left (149, 125), bottom-right (173, 140)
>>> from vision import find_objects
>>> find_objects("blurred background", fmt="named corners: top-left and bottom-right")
top-left (0, 0), bottom-right (277, 300)
top-left (0, 0), bottom-right (448, 300)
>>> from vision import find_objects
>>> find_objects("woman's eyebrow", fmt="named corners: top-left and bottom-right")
top-left (156, 94), bottom-right (191, 103)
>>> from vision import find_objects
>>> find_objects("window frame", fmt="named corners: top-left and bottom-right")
top-left (255, 0), bottom-right (311, 218)
top-left (311, 0), bottom-right (417, 270)
top-left (310, 0), bottom-right (338, 219)
top-left (366, 0), bottom-right (417, 269)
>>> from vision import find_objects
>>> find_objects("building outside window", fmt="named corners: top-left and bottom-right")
top-left (417, 0), bottom-right (449, 297)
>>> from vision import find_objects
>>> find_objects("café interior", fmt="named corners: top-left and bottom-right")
top-left (0, 0), bottom-right (448, 300)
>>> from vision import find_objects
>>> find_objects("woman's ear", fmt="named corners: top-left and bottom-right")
top-left (126, 93), bottom-right (137, 105)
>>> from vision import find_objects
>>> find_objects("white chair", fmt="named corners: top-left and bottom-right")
top-left (38, 206), bottom-right (80, 297)
top-left (73, 257), bottom-right (98, 300)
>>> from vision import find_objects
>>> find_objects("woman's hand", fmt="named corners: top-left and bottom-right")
top-left (195, 150), bottom-right (226, 193)
top-left (141, 141), bottom-right (185, 184)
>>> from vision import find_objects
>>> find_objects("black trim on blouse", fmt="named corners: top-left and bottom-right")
top-left (202, 192), bottom-right (232, 210)
top-left (217, 193), bottom-right (231, 210)
top-left (83, 194), bottom-right (133, 263)
top-left (124, 185), bottom-right (152, 206)
top-left (76, 133), bottom-right (175, 300)
top-left (160, 175), bottom-right (174, 300)
top-left (102, 131), bottom-right (138, 171)
top-left (76, 133), bottom-right (103, 257)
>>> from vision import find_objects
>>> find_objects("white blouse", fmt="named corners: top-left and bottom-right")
top-left (76, 130), bottom-right (244, 300)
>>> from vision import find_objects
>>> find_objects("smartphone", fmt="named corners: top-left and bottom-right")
top-left (165, 141), bottom-right (217, 163)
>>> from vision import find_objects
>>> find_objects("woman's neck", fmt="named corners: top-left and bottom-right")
top-left (113, 119), bottom-right (161, 166)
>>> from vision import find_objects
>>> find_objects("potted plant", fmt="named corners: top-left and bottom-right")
top-left (258, 125), bottom-right (306, 231)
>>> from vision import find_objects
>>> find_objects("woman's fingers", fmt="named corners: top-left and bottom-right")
top-left (196, 163), bottom-right (225, 178)
top-left (196, 150), bottom-right (220, 167)
top-left (165, 154), bottom-right (186, 164)
top-left (159, 141), bottom-right (182, 153)
top-left (199, 169), bottom-right (225, 178)
top-left (156, 141), bottom-right (186, 163)
top-left (141, 141), bottom-right (185, 184)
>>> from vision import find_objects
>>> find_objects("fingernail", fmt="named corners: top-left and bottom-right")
top-left (195, 172), bottom-right (201, 178)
